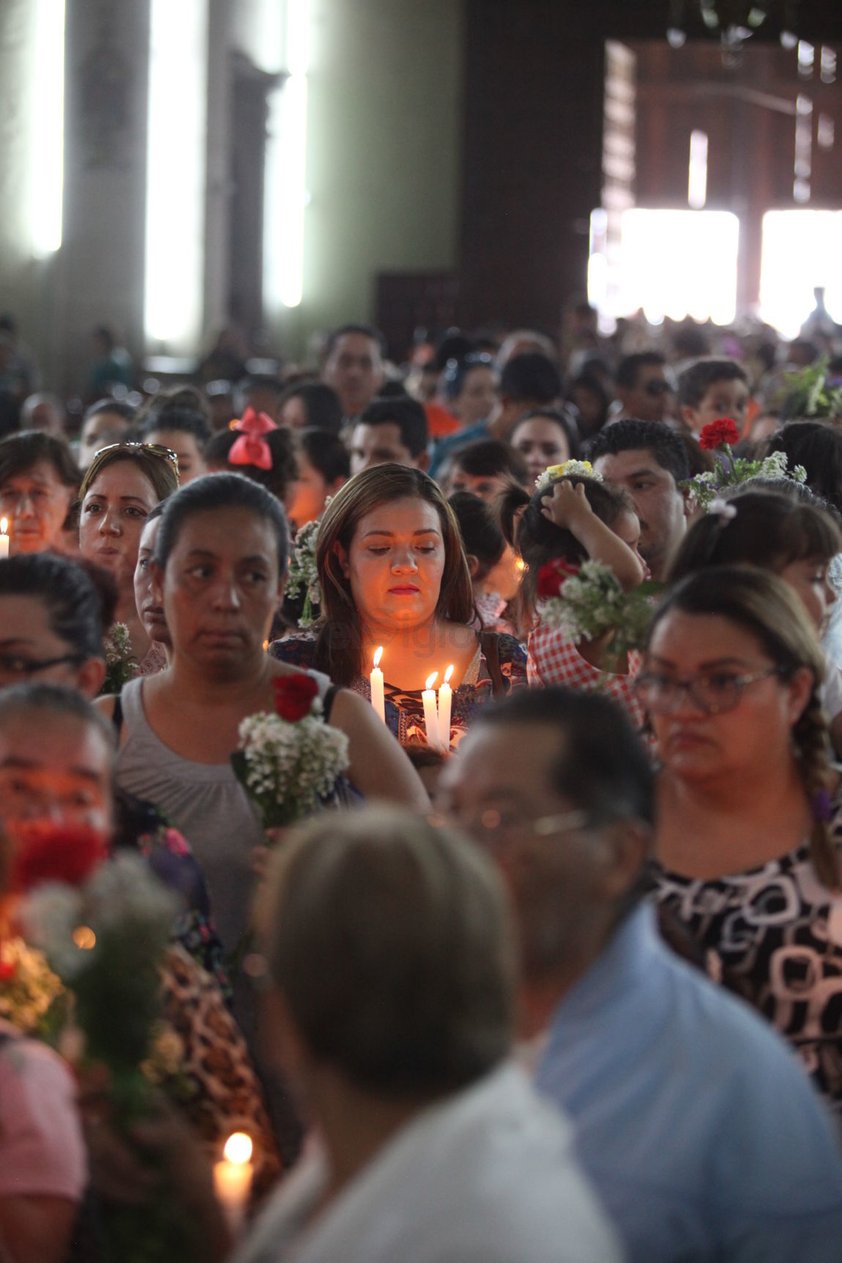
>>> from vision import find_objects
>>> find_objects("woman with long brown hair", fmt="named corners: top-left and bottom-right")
top-left (272, 464), bottom-right (526, 750)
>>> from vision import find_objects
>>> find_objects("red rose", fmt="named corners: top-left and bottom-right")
top-left (273, 673), bottom-right (319, 722)
top-left (8, 822), bottom-right (109, 894)
top-left (699, 417), bottom-right (740, 451)
top-left (0, 958), bottom-right (16, 983)
top-left (536, 557), bottom-right (580, 599)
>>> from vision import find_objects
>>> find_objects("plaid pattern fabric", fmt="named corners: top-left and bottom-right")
top-left (527, 625), bottom-right (645, 731)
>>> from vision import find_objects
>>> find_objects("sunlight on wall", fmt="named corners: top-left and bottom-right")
top-left (589, 208), bottom-right (739, 326)
top-left (144, 0), bottom-right (208, 349)
top-left (759, 210), bottom-right (842, 339)
top-left (264, 0), bottom-right (310, 311)
top-left (29, 0), bottom-right (65, 256)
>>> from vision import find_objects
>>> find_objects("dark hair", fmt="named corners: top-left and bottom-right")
top-left (567, 370), bottom-right (611, 431)
top-left (448, 492), bottom-right (506, 578)
top-left (0, 431), bottom-right (80, 490)
top-left (154, 472), bottom-right (290, 577)
top-left (766, 422), bottom-right (842, 515)
top-left (677, 358), bottom-right (748, 408)
top-left (647, 566), bottom-right (835, 887)
top-left (323, 323), bottom-right (387, 360)
top-left (298, 428), bottom-right (350, 484)
top-left (357, 397), bottom-right (428, 458)
top-left (585, 419), bottom-right (690, 484)
top-left (278, 382), bottom-right (343, 435)
top-left (668, 490), bottom-right (842, 587)
top-left (204, 426), bottom-right (299, 503)
top-left (510, 408), bottom-right (580, 461)
top-left (476, 686), bottom-right (654, 828)
top-left (139, 406), bottom-right (211, 447)
top-left (79, 443), bottom-right (180, 504)
top-left (244, 374), bottom-right (285, 400)
top-left (83, 398), bottom-right (136, 425)
top-left (499, 473), bottom-right (634, 616)
top-left (499, 352), bottom-right (562, 403)
top-left (0, 554), bottom-right (105, 659)
top-left (441, 353), bottom-right (495, 403)
top-left (263, 806), bottom-right (514, 1095)
top-left (615, 351), bottom-right (666, 390)
top-left (136, 385), bottom-right (211, 426)
top-left (314, 465), bottom-right (473, 685)
top-left (450, 438), bottom-right (528, 484)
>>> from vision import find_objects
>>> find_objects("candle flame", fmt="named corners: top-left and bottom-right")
top-left (223, 1132), bottom-right (253, 1165)
top-left (444, 665), bottom-right (454, 685)
top-left (515, 556), bottom-right (526, 572)
top-left (0, 518), bottom-right (7, 535)
top-left (262, 640), bottom-right (269, 652)
top-left (373, 646), bottom-right (383, 668)
top-left (425, 671), bottom-right (438, 690)
top-left (72, 925), bottom-right (96, 950)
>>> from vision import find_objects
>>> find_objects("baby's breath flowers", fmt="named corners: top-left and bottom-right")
top-left (231, 674), bottom-right (350, 831)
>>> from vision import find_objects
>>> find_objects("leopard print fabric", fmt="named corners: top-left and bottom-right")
top-left (159, 945), bottom-right (281, 1196)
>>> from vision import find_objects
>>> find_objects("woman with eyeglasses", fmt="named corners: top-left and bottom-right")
top-left (640, 566), bottom-right (842, 1116)
top-left (77, 442), bottom-right (179, 668)
top-left (0, 430), bottom-right (80, 555)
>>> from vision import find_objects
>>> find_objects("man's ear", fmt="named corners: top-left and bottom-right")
top-left (77, 657), bottom-right (107, 700)
top-left (679, 404), bottom-right (699, 433)
top-left (465, 553), bottom-right (480, 579)
top-left (596, 818), bottom-right (651, 904)
top-left (414, 450), bottom-right (431, 473)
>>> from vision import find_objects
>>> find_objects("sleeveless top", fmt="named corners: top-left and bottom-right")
top-left (114, 670), bottom-right (333, 956)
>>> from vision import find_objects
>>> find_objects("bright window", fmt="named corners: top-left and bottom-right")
top-left (759, 210), bottom-right (842, 339)
top-left (589, 208), bottom-right (740, 327)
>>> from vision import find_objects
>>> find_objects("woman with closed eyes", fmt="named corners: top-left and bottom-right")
top-left (641, 566), bottom-right (842, 1119)
top-left (271, 464), bottom-right (527, 753)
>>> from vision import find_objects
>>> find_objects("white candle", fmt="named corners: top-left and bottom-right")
top-left (438, 665), bottom-right (454, 751)
top-left (422, 671), bottom-right (440, 751)
top-left (370, 646), bottom-right (386, 722)
top-left (0, 518), bottom-right (8, 560)
top-left (214, 1131), bottom-right (253, 1238)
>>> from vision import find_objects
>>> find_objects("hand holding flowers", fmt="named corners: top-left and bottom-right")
top-left (231, 673), bottom-right (350, 832)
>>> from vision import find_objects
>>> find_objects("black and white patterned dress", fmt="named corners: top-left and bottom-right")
top-left (653, 825), bottom-right (842, 1117)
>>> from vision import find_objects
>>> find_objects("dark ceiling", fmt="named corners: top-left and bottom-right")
top-left (600, 1), bottom-right (842, 43)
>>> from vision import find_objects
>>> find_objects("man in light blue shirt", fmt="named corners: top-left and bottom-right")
top-left (441, 687), bottom-right (842, 1262)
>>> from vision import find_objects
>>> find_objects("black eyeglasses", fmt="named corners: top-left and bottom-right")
top-left (0, 653), bottom-right (85, 678)
top-left (634, 667), bottom-right (783, 716)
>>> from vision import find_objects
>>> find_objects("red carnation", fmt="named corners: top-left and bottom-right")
top-left (699, 417), bottom-right (740, 451)
top-left (0, 958), bottom-right (16, 983)
top-left (536, 557), bottom-right (580, 599)
top-left (8, 821), bottom-right (109, 894)
top-left (273, 673), bottom-right (319, 722)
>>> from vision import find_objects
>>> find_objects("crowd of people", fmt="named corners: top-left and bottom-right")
top-left (3, 308), bottom-right (842, 1260)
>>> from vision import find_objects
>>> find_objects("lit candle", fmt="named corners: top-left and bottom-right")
top-left (213, 1131), bottom-right (253, 1238)
top-left (438, 665), bottom-right (454, 752)
top-left (422, 671), bottom-right (440, 751)
top-left (0, 518), bottom-right (8, 560)
top-left (370, 646), bottom-right (386, 722)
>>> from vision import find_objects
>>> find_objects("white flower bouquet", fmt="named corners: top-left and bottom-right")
top-left (232, 674), bottom-right (350, 830)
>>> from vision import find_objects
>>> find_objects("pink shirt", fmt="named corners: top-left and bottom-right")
top-left (0, 1022), bottom-right (86, 1201)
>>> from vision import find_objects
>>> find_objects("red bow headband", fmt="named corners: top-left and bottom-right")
top-left (228, 407), bottom-right (277, 471)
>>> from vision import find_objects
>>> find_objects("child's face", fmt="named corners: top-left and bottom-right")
top-left (683, 377), bottom-right (750, 436)
top-left (778, 555), bottom-right (835, 632)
